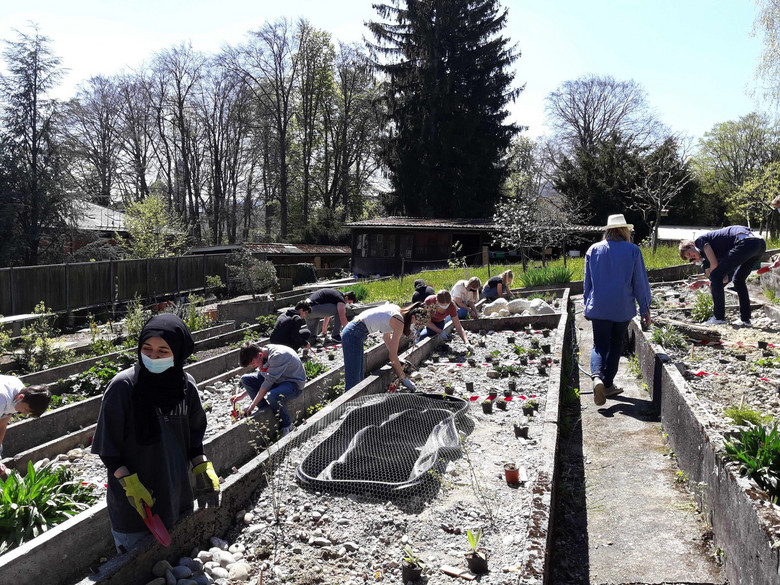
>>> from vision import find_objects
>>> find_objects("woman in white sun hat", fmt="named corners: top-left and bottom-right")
top-left (583, 214), bottom-right (652, 406)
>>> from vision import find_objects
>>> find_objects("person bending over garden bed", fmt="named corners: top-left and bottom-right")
top-left (0, 376), bottom-right (51, 478)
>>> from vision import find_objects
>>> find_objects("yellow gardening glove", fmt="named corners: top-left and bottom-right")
top-left (118, 473), bottom-right (154, 518)
top-left (193, 461), bottom-right (220, 508)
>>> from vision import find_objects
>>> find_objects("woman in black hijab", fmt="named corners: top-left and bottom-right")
top-left (92, 313), bottom-right (219, 552)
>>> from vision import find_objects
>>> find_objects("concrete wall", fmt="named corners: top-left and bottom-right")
top-left (631, 317), bottom-right (780, 585)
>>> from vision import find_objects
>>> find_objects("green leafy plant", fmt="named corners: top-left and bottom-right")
top-left (206, 274), bottom-right (225, 296)
top-left (512, 344), bottom-right (526, 355)
top-left (467, 528), bottom-right (485, 558)
top-left (690, 292), bottom-right (714, 323)
top-left (255, 315), bottom-right (277, 336)
top-left (724, 405), bottom-right (774, 426)
top-left (87, 314), bottom-right (116, 356)
top-left (15, 302), bottom-right (75, 374)
top-left (403, 544), bottom-right (426, 570)
top-left (0, 461), bottom-right (97, 553)
top-left (304, 360), bottom-right (327, 379)
top-left (493, 363), bottom-right (522, 377)
top-left (341, 283), bottom-right (369, 302)
top-left (123, 295), bottom-right (151, 348)
top-left (447, 240), bottom-right (468, 270)
top-left (184, 294), bottom-right (212, 333)
top-left (518, 266), bottom-right (573, 287)
top-left (724, 424), bottom-right (780, 502)
top-left (627, 355), bottom-right (642, 378)
top-left (63, 355), bottom-right (134, 398)
top-left (651, 325), bottom-right (687, 350)
top-left (227, 248), bottom-right (279, 298)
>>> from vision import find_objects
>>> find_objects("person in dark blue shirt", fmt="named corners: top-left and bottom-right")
top-left (584, 214), bottom-right (651, 406)
top-left (679, 226), bottom-right (766, 327)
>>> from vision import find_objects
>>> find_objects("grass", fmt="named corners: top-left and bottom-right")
top-left (357, 243), bottom-right (685, 304)
top-left (723, 405), bottom-right (774, 426)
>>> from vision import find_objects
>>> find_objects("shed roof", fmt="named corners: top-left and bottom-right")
top-left (187, 243), bottom-right (351, 255)
top-left (70, 201), bottom-right (127, 232)
top-left (345, 216), bottom-right (496, 232)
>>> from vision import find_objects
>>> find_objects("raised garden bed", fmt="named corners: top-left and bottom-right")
top-left (633, 293), bottom-right (780, 585)
top-left (2, 302), bottom-right (571, 585)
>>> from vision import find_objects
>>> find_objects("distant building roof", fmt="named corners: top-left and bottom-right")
top-left (345, 217), bottom-right (496, 232)
top-left (656, 226), bottom-right (770, 241)
top-left (345, 216), bottom-right (602, 235)
top-left (70, 200), bottom-right (127, 232)
top-left (187, 243), bottom-right (350, 256)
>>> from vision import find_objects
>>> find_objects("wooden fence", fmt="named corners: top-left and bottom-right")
top-left (0, 254), bottom-right (308, 315)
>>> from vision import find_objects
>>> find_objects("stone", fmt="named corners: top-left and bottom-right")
top-left (177, 581), bottom-right (198, 585)
top-left (196, 551), bottom-right (213, 562)
top-left (152, 561), bottom-right (174, 577)
top-left (312, 537), bottom-right (331, 547)
top-left (210, 567), bottom-right (229, 580)
top-left (229, 543), bottom-right (245, 554)
top-left (179, 558), bottom-right (203, 572)
top-left (216, 550), bottom-right (237, 567)
top-left (145, 579), bottom-right (166, 585)
top-left (191, 573), bottom-right (212, 585)
top-left (343, 542), bottom-right (359, 552)
top-left (164, 569), bottom-right (177, 585)
top-left (171, 565), bottom-right (192, 579)
top-left (228, 561), bottom-right (251, 581)
top-left (243, 513), bottom-right (254, 524)
top-left (210, 536), bottom-right (229, 550)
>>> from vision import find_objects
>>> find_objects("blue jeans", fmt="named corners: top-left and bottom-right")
top-left (456, 307), bottom-right (469, 320)
top-left (418, 319), bottom-right (445, 341)
top-left (241, 372), bottom-right (302, 428)
top-left (342, 320), bottom-right (368, 390)
top-left (590, 319), bottom-right (630, 388)
top-left (482, 285), bottom-right (499, 300)
top-left (709, 237), bottom-right (766, 321)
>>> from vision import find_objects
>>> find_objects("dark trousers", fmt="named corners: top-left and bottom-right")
top-left (590, 318), bottom-right (630, 388)
top-left (709, 238), bottom-right (766, 321)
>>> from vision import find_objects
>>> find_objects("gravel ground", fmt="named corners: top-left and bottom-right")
top-left (44, 324), bottom-right (560, 584)
top-left (649, 281), bottom-right (780, 434)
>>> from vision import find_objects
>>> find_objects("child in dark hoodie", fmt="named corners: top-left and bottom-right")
top-left (269, 300), bottom-right (312, 351)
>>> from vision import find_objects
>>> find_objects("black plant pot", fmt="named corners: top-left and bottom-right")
top-left (507, 336), bottom-right (515, 344)
top-left (507, 380), bottom-right (517, 392)
top-left (465, 381), bottom-right (474, 393)
top-left (514, 424), bottom-right (529, 438)
top-left (496, 399), bottom-right (508, 410)
top-left (541, 344), bottom-right (551, 354)
top-left (465, 551), bottom-right (489, 574)
top-left (522, 405), bottom-right (535, 417)
top-left (401, 562), bottom-right (423, 583)
top-left (444, 386), bottom-right (454, 396)
top-left (519, 356), bottom-right (528, 366)
top-left (758, 340), bottom-right (768, 350)
top-left (482, 400), bottom-right (493, 414)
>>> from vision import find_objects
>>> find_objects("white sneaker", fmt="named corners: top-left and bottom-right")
top-left (604, 385), bottom-right (624, 398)
top-left (732, 319), bottom-right (752, 327)
top-left (280, 424), bottom-right (294, 437)
top-left (704, 317), bottom-right (727, 326)
top-left (593, 377), bottom-right (606, 406)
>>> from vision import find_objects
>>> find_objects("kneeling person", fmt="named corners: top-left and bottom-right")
top-left (234, 342), bottom-right (306, 436)
top-left (270, 300), bottom-right (312, 351)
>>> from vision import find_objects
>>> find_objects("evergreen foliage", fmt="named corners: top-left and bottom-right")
top-left (367, 0), bottom-right (521, 218)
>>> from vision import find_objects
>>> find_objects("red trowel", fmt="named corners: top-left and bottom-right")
top-left (143, 503), bottom-right (171, 546)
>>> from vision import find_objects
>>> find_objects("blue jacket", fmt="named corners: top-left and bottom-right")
top-left (583, 239), bottom-right (651, 322)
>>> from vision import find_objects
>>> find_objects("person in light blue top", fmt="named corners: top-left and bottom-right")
top-left (583, 214), bottom-right (652, 407)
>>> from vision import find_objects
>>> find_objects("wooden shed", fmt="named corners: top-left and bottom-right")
top-left (344, 216), bottom-right (495, 276)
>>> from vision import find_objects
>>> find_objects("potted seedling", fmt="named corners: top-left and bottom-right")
top-left (506, 335), bottom-right (515, 344)
top-left (449, 355), bottom-right (458, 363)
top-left (541, 344), bottom-right (551, 354)
top-left (481, 399), bottom-right (494, 414)
top-left (758, 340), bottom-right (768, 350)
top-left (519, 355), bottom-right (528, 366)
top-left (432, 355), bottom-right (440, 363)
top-left (465, 381), bottom-right (474, 393)
top-left (487, 388), bottom-right (498, 400)
top-left (496, 397), bottom-right (508, 410)
top-left (521, 400), bottom-right (536, 417)
top-left (477, 339), bottom-right (486, 348)
top-left (530, 338), bottom-right (540, 349)
top-left (542, 329), bottom-right (549, 338)
top-left (467, 357), bottom-right (477, 367)
top-left (513, 422), bottom-right (529, 438)
top-left (327, 351), bottom-right (335, 361)
top-left (464, 528), bottom-right (488, 574)
top-left (504, 462), bottom-right (520, 484)
top-left (507, 380), bottom-right (517, 393)
top-left (402, 544), bottom-right (426, 583)
top-left (444, 383), bottom-right (455, 396)
top-left (537, 363), bottom-right (547, 375)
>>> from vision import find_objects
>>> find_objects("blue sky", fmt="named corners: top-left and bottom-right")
top-left (0, 0), bottom-right (767, 140)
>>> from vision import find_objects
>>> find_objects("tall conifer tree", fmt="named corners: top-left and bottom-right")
top-left (367, 0), bottom-right (521, 218)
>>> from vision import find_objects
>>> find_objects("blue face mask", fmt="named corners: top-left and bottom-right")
top-left (141, 353), bottom-right (174, 374)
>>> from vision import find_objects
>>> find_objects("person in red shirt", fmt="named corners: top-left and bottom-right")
top-left (418, 290), bottom-right (471, 347)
